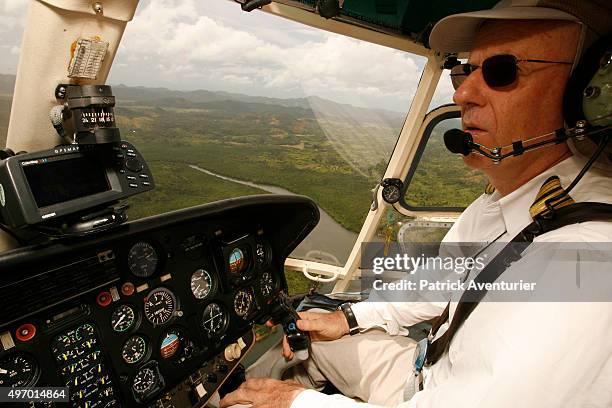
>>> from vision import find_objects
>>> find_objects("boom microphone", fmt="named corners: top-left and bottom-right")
top-left (444, 129), bottom-right (473, 156)
top-left (442, 124), bottom-right (610, 164)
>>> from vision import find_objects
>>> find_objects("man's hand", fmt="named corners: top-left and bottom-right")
top-left (219, 378), bottom-right (306, 408)
top-left (273, 310), bottom-right (350, 359)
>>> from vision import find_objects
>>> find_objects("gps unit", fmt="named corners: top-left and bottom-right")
top-left (0, 141), bottom-right (154, 229)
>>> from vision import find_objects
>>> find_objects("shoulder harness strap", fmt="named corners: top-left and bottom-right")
top-left (425, 176), bottom-right (612, 366)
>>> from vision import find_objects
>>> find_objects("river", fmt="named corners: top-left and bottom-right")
top-left (189, 165), bottom-right (358, 264)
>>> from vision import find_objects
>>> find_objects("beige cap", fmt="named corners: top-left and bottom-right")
top-left (429, 0), bottom-right (610, 53)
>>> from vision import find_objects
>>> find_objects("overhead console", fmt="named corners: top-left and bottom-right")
top-left (0, 195), bottom-right (319, 407)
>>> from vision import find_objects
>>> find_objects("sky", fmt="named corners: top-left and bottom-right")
top-left (0, 0), bottom-right (455, 112)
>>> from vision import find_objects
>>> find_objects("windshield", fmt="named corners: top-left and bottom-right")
top-left (0, 1), bottom-right (24, 147)
top-left (1, 0), bottom-right (427, 267)
top-left (113, 0), bottom-right (428, 266)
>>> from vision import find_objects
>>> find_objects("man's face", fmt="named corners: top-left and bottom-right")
top-left (453, 20), bottom-right (580, 172)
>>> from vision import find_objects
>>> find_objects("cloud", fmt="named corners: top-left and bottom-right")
top-left (2, 0), bottom-right (26, 13)
top-left (0, 0), bottom-right (26, 73)
top-left (114, 0), bottom-right (426, 111)
top-left (431, 72), bottom-right (456, 107)
top-left (0, 0), bottom-right (442, 112)
top-left (0, 0), bottom-right (27, 30)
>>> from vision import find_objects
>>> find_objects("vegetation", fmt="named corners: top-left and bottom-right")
top-left (115, 97), bottom-right (394, 233)
top-left (404, 124), bottom-right (486, 208)
top-left (0, 79), bottom-right (487, 293)
top-left (124, 161), bottom-right (264, 220)
top-left (284, 268), bottom-right (313, 295)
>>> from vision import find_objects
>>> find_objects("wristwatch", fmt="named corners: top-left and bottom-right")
top-left (340, 303), bottom-right (360, 336)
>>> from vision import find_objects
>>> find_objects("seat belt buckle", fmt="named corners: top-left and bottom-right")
top-left (413, 338), bottom-right (428, 373)
top-left (412, 338), bottom-right (429, 392)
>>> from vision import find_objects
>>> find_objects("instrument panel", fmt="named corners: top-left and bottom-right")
top-left (0, 195), bottom-right (319, 407)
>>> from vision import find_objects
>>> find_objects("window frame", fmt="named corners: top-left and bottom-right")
top-left (397, 105), bottom-right (472, 213)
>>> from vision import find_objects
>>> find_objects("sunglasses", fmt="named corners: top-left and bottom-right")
top-left (450, 54), bottom-right (573, 90)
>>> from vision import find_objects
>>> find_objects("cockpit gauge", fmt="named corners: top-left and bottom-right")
top-left (255, 243), bottom-right (270, 267)
top-left (111, 304), bottom-right (137, 333)
top-left (201, 303), bottom-right (228, 336)
top-left (122, 335), bottom-right (148, 365)
top-left (190, 269), bottom-right (214, 300)
top-left (260, 272), bottom-right (276, 297)
top-left (128, 242), bottom-right (159, 278)
top-left (233, 289), bottom-right (254, 318)
top-left (76, 323), bottom-right (95, 340)
top-left (228, 248), bottom-right (246, 274)
top-left (160, 327), bottom-right (195, 363)
top-left (380, 178), bottom-right (404, 204)
top-left (132, 360), bottom-right (166, 405)
top-left (160, 331), bottom-right (181, 360)
top-left (132, 367), bottom-right (160, 396)
top-left (0, 353), bottom-right (40, 387)
top-left (144, 288), bottom-right (177, 326)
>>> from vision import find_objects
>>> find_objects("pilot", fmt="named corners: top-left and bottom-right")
top-left (220, 1), bottom-right (612, 407)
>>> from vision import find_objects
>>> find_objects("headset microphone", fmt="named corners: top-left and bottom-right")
top-left (442, 128), bottom-right (505, 161)
top-left (443, 129), bottom-right (473, 155)
top-left (443, 123), bottom-right (610, 164)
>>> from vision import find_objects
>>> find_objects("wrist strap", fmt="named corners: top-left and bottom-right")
top-left (340, 303), bottom-right (360, 335)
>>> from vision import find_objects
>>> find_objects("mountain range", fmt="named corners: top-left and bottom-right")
top-left (0, 74), bottom-right (405, 125)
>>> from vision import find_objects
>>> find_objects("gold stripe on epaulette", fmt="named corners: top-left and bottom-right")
top-left (529, 175), bottom-right (575, 218)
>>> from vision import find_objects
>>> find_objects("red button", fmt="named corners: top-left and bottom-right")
top-left (16, 323), bottom-right (36, 342)
top-left (121, 282), bottom-right (135, 296)
top-left (96, 291), bottom-right (112, 307)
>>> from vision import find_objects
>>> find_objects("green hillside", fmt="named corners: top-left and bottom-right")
top-left (0, 78), bottom-right (484, 234)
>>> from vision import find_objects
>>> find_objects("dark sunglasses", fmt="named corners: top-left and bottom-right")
top-left (450, 54), bottom-right (573, 90)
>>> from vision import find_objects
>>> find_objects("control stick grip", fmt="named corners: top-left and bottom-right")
top-left (283, 320), bottom-right (309, 352)
top-left (268, 293), bottom-right (310, 379)
top-left (269, 293), bottom-right (310, 352)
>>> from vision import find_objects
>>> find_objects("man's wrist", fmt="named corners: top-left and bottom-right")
top-left (340, 303), bottom-right (360, 335)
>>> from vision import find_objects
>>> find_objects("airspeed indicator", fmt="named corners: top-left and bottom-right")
top-left (144, 288), bottom-right (176, 326)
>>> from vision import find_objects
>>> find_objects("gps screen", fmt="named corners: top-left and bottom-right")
top-left (23, 155), bottom-right (110, 208)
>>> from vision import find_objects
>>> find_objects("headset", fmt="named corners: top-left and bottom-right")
top-left (564, 34), bottom-right (612, 131)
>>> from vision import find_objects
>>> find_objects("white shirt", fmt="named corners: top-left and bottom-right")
top-left (291, 155), bottom-right (612, 408)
